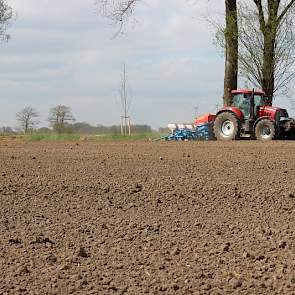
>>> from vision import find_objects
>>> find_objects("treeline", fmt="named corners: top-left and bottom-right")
top-left (0, 123), bottom-right (158, 135)
top-left (0, 123), bottom-right (170, 136)
top-left (48, 122), bottom-right (154, 134)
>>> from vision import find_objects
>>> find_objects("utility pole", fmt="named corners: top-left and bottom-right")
top-left (120, 64), bottom-right (131, 136)
top-left (215, 103), bottom-right (220, 113)
top-left (194, 106), bottom-right (199, 118)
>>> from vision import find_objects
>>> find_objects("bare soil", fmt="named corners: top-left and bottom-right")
top-left (1, 141), bottom-right (295, 295)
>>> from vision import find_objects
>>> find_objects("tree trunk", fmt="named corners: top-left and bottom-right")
top-left (261, 0), bottom-right (279, 104)
top-left (223, 0), bottom-right (238, 106)
top-left (262, 29), bottom-right (276, 103)
top-left (25, 119), bottom-right (28, 134)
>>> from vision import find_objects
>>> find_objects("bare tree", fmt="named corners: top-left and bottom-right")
top-left (48, 105), bottom-right (75, 133)
top-left (0, 0), bottom-right (14, 42)
top-left (249, 0), bottom-right (295, 102)
top-left (16, 106), bottom-right (39, 134)
top-left (238, 2), bottom-right (295, 100)
top-left (214, 1), bottom-right (295, 104)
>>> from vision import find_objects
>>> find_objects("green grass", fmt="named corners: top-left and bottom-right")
top-left (19, 132), bottom-right (166, 142)
top-left (26, 133), bottom-right (80, 142)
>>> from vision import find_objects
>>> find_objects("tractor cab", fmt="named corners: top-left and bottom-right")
top-left (231, 89), bottom-right (269, 120)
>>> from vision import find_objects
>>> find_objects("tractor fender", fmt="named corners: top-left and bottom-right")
top-left (216, 107), bottom-right (244, 121)
top-left (254, 116), bottom-right (276, 128)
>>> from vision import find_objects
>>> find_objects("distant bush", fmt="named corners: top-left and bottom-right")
top-left (36, 127), bottom-right (51, 133)
top-left (0, 126), bottom-right (16, 135)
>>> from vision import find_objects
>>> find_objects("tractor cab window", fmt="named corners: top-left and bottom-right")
top-left (232, 94), bottom-right (250, 119)
top-left (232, 93), bottom-right (267, 119)
top-left (254, 95), bottom-right (265, 107)
top-left (254, 95), bottom-right (267, 107)
top-left (253, 95), bottom-right (268, 116)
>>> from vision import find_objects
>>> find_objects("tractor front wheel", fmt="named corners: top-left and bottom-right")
top-left (213, 112), bottom-right (240, 141)
top-left (255, 119), bottom-right (276, 141)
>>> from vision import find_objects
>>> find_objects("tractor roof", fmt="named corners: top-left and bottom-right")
top-left (231, 89), bottom-right (265, 96)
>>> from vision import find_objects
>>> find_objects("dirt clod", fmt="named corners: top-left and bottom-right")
top-left (278, 240), bottom-right (287, 248)
top-left (31, 236), bottom-right (55, 245)
top-left (46, 254), bottom-right (57, 263)
top-left (171, 247), bottom-right (180, 256)
top-left (222, 242), bottom-right (230, 252)
top-left (8, 238), bottom-right (22, 244)
top-left (229, 278), bottom-right (242, 289)
top-left (201, 283), bottom-right (211, 291)
top-left (242, 251), bottom-right (250, 258)
top-left (17, 266), bottom-right (30, 275)
top-left (76, 246), bottom-right (90, 258)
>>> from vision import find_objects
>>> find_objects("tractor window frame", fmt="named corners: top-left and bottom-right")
top-left (232, 93), bottom-right (250, 119)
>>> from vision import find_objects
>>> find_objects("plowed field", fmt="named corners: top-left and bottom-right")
top-left (1, 141), bottom-right (295, 295)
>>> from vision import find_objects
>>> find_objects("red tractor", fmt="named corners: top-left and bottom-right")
top-left (213, 89), bottom-right (295, 141)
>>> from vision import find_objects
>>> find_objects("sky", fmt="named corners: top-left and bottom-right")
top-left (0, 0), bottom-right (293, 129)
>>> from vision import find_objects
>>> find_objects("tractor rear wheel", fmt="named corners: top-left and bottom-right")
top-left (213, 112), bottom-right (240, 141)
top-left (255, 119), bottom-right (276, 141)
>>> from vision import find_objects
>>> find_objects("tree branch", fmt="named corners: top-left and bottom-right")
top-left (278, 0), bottom-right (295, 23)
top-left (253, 0), bottom-right (266, 30)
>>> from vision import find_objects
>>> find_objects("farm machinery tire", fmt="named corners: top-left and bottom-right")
top-left (213, 112), bottom-right (240, 141)
top-left (255, 119), bottom-right (276, 141)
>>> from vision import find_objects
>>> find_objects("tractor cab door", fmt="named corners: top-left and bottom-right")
top-left (253, 95), bottom-right (268, 116)
top-left (232, 93), bottom-right (250, 119)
